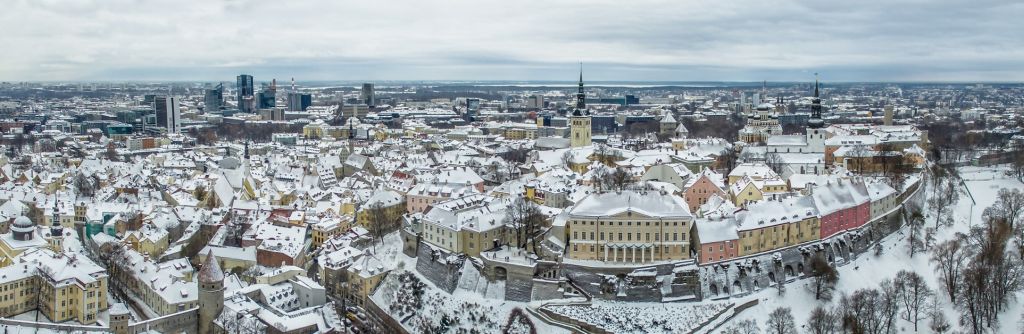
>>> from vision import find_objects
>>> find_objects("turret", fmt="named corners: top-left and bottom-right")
top-left (198, 250), bottom-right (225, 334)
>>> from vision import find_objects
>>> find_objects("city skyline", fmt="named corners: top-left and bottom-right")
top-left (2, 0), bottom-right (1022, 82)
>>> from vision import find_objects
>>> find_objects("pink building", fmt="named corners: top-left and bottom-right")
top-left (405, 183), bottom-right (479, 213)
top-left (812, 180), bottom-right (871, 239)
top-left (694, 216), bottom-right (740, 264)
top-left (683, 169), bottom-right (727, 213)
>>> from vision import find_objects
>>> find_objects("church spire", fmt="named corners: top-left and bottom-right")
top-left (809, 73), bottom-right (824, 128)
top-left (814, 75), bottom-right (820, 98)
top-left (573, 62), bottom-right (586, 116)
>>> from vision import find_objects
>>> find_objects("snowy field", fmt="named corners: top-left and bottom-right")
top-left (546, 301), bottom-right (730, 333)
top-left (721, 165), bottom-right (1024, 333)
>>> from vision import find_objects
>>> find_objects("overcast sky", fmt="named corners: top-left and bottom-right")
top-left (1, 0), bottom-right (1022, 82)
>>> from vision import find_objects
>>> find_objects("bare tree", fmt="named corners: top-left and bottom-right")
top-left (806, 306), bottom-right (838, 334)
top-left (105, 143), bottom-right (119, 161)
top-left (504, 196), bottom-right (544, 253)
top-left (74, 172), bottom-right (97, 197)
top-left (609, 167), bottom-right (633, 191)
top-left (894, 270), bottom-right (934, 331)
top-left (194, 186), bottom-right (209, 204)
top-left (848, 144), bottom-right (870, 175)
top-left (560, 150), bottom-right (574, 170)
top-left (928, 167), bottom-right (959, 228)
top-left (985, 188), bottom-right (1024, 232)
top-left (957, 217), bottom-right (1024, 332)
top-left (808, 254), bottom-right (838, 301)
top-left (365, 202), bottom-right (398, 246)
top-left (590, 167), bottom-right (611, 193)
top-left (1010, 149), bottom-right (1024, 181)
top-left (488, 161), bottom-right (508, 183)
top-left (764, 152), bottom-right (783, 176)
top-left (716, 148), bottom-right (739, 175)
top-left (931, 234), bottom-right (970, 303)
top-left (721, 319), bottom-right (760, 334)
top-left (837, 280), bottom-right (900, 334)
top-left (905, 207), bottom-right (926, 258)
top-left (877, 143), bottom-right (913, 190)
top-left (929, 307), bottom-right (951, 334)
top-left (765, 307), bottom-right (797, 334)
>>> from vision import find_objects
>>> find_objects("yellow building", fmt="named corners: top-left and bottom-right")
top-left (420, 195), bottom-right (511, 258)
top-left (346, 251), bottom-right (386, 309)
top-left (303, 120), bottom-right (327, 139)
top-left (311, 214), bottom-right (353, 249)
top-left (356, 190), bottom-right (405, 228)
top-left (0, 216), bottom-right (63, 266)
top-left (730, 179), bottom-right (764, 207)
top-left (569, 114), bottom-right (591, 148)
top-left (735, 196), bottom-right (820, 256)
top-left (565, 191), bottom-right (693, 263)
top-left (105, 245), bottom-right (198, 316)
top-left (0, 248), bottom-right (109, 325)
top-left (504, 124), bottom-right (538, 140)
top-left (123, 224), bottom-right (170, 259)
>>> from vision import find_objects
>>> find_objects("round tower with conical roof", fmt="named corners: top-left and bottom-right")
top-left (198, 250), bottom-right (225, 334)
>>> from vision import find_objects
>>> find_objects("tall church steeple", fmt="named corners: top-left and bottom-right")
top-left (573, 62), bottom-right (586, 116)
top-left (808, 73), bottom-right (824, 128)
top-left (569, 63), bottom-right (592, 148)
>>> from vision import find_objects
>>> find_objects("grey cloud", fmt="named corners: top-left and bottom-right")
top-left (0, 0), bottom-right (1021, 81)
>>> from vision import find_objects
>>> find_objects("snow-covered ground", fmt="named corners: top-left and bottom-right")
top-left (546, 301), bottom-right (730, 333)
top-left (721, 165), bottom-right (1024, 333)
top-left (371, 231), bottom-right (569, 334)
top-left (372, 267), bottom-right (570, 334)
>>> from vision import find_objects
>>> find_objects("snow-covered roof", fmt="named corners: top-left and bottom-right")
top-left (569, 190), bottom-right (692, 219)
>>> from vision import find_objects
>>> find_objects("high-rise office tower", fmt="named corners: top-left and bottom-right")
top-left (153, 96), bottom-right (181, 133)
top-left (237, 74), bottom-right (255, 113)
top-left (884, 104), bottom-right (894, 126)
top-left (360, 83), bottom-right (375, 107)
top-left (257, 79), bottom-right (277, 109)
top-left (287, 93), bottom-right (313, 111)
top-left (204, 83), bottom-right (224, 112)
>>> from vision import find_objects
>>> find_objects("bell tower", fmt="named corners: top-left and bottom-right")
top-left (569, 63), bottom-right (592, 148)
